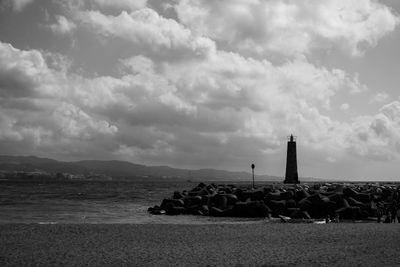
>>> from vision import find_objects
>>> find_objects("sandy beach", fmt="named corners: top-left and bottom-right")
top-left (1, 223), bottom-right (400, 266)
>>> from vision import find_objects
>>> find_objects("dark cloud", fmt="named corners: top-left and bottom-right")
top-left (0, 67), bottom-right (37, 97)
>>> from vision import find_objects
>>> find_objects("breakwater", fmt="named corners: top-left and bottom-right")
top-left (148, 182), bottom-right (400, 221)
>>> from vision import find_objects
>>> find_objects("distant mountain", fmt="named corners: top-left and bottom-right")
top-left (0, 155), bottom-right (87, 174)
top-left (0, 155), bottom-right (322, 182)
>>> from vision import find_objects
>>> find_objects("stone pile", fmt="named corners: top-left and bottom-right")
top-left (148, 182), bottom-right (400, 220)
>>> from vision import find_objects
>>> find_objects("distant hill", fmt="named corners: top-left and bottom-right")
top-left (0, 155), bottom-right (322, 182)
top-left (0, 155), bottom-right (87, 174)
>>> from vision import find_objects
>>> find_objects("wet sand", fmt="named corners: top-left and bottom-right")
top-left (1, 223), bottom-right (400, 266)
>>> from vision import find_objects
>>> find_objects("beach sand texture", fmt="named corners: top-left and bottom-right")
top-left (1, 223), bottom-right (400, 266)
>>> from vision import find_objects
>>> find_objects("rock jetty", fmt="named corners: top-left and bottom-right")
top-left (148, 182), bottom-right (400, 221)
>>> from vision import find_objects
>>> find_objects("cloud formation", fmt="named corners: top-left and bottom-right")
top-left (347, 101), bottom-right (400, 161)
top-left (50, 15), bottom-right (77, 34)
top-left (91, 0), bottom-right (147, 12)
top-left (78, 8), bottom-right (216, 60)
top-left (0, 42), bottom-right (118, 158)
top-left (1, 0), bottom-right (400, 179)
top-left (370, 92), bottom-right (389, 103)
top-left (175, 0), bottom-right (399, 57)
top-left (1, 0), bottom-right (34, 12)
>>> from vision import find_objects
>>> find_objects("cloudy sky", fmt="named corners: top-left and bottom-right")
top-left (1, 0), bottom-right (400, 180)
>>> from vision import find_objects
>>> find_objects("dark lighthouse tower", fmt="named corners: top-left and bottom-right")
top-left (284, 134), bottom-right (299, 184)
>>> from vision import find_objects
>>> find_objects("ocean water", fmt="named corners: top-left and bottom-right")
top-left (0, 180), bottom-right (265, 224)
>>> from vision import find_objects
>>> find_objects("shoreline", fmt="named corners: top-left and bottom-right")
top-left (0, 213), bottom-right (385, 225)
top-left (1, 223), bottom-right (399, 266)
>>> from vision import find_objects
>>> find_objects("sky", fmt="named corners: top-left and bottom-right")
top-left (0, 0), bottom-right (400, 181)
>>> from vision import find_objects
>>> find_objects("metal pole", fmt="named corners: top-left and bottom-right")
top-left (251, 164), bottom-right (255, 189)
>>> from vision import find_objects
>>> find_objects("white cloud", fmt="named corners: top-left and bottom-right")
top-left (0, 42), bottom-right (49, 98)
top-left (0, 42), bottom-right (118, 156)
top-left (344, 101), bottom-right (400, 160)
top-left (91, 0), bottom-right (147, 12)
top-left (78, 8), bottom-right (216, 60)
top-left (5, 0), bottom-right (34, 12)
top-left (0, 39), bottom-right (367, 167)
top-left (0, 113), bottom-right (23, 141)
top-left (340, 103), bottom-right (349, 110)
top-left (50, 15), bottom-right (77, 34)
top-left (370, 92), bottom-right (389, 103)
top-left (175, 0), bottom-right (399, 57)
top-left (53, 103), bottom-right (118, 138)
top-left (55, 0), bottom-right (147, 14)
top-left (326, 157), bottom-right (337, 163)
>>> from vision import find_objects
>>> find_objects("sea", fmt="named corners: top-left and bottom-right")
top-left (0, 180), bottom-right (266, 224)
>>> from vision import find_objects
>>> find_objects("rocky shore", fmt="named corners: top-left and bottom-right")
top-left (149, 182), bottom-right (400, 222)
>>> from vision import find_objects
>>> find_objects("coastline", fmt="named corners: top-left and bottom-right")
top-left (1, 223), bottom-right (399, 266)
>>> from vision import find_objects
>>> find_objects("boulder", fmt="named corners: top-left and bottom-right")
top-left (265, 192), bottom-right (282, 201)
top-left (295, 188), bottom-right (310, 201)
top-left (280, 190), bottom-right (294, 200)
top-left (210, 207), bottom-right (224, 217)
top-left (164, 203), bottom-right (186, 215)
top-left (183, 196), bottom-right (202, 208)
top-left (353, 193), bottom-right (371, 203)
top-left (161, 198), bottom-right (184, 209)
top-left (288, 208), bottom-right (302, 218)
top-left (225, 194), bottom-right (238, 205)
top-left (232, 201), bottom-right (270, 217)
top-left (173, 191), bottom-right (183, 199)
top-left (328, 193), bottom-right (343, 204)
top-left (307, 193), bottom-right (323, 206)
top-left (347, 197), bottom-right (365, 208)
top-left (337, 198), bottom-right (350, 209)
top-left (343, 187), bottom-right (358, 198)
top-left (250, 190), bottom-right (265, 201)
top-left (335, 206), bottom-right (360, 220)
top-left (213, 194), bottom-right (228, 210)
top-left (285, 199), bottom-right (297, 209)
top-left (299, 199), bottom-right (313, 211)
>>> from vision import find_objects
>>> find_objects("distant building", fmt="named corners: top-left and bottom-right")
top-left (86, 173), bottom-right (112, 181)
top-left (69, 174), bottom-right (85, 180)
top-left (284, 134), bottom-right (300, 184)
